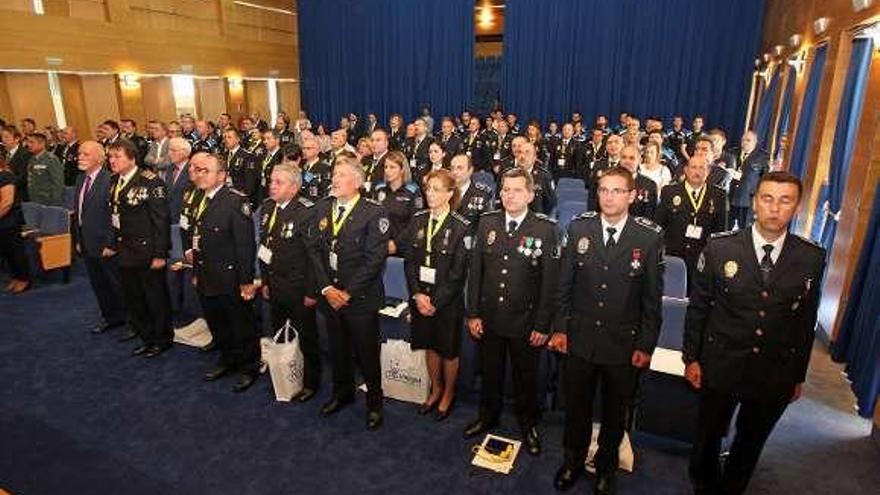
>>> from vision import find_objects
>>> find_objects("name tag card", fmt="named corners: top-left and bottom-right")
top-left (111, 213), bottom-right (121, 229)
top-left (192, 235), bottom-right (201, 251)
top-left (258, 244), bottom-right (273, 264)
top-left (179, 215), bottom-right (190, 231)
top-left (329, 252), bottom-right (338, 271)
top-left (685, 224), bottom-right (703, 239)
top-left (419, 266), bottom-right (436, 285)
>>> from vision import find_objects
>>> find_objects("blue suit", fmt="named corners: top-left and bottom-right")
top-left (165, 162), bottom-right (191, 222)
top-left (74, 167), bottom-right (125, 325)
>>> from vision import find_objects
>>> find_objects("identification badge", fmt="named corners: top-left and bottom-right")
top-left (329, 252), bottom-right (338, 271)
top-left (557, 158), bottom-right (566, 167)
top-left (685, 224), bottom-right (704, 239)
top-left (493, 152), bottom-right (501, 161)
top-left (111, 213), bottom-right (120, 229)
top-left (192, 235), bottom-right (201, 251)
top-left (364, 181), bottom-right (372, 192)
top-left (419, 266), bottom-right (436, 285)
top-left (179, 215), bottom-right (190, 231)
top-left (258, 244), bottom-right (273, 264)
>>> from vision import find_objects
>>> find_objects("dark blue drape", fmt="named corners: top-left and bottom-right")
top-left (501, 0), bottom-right (764, 137)
top-left (773, 66), bottom-right (797, 156)
top-left (832, 179), bottom-right (880, 417)
top-left (474, 56), bottom-right (502, 117)
top-left (789, 45), bottom-right (828, 179)
top-left (813, 38), bottom-right (873, 252)
top-left (754, 66), bottom-right (781, 150)
top-left (298, 0), bottom-right (474, 127)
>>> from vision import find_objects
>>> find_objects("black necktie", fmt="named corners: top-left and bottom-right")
top-left (606, 227), bottom-right (617, 248)
top-left (692, 189), bottom-right (699, 201)
top-left (760, 244), bottom-right (774, 283)
top-left (508, 220), bottom-right (517, 235)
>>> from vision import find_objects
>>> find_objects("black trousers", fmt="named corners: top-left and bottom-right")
top-left (690, 387), bottom-right (790, 495)
top-left (199, 292), bottom-right (259, 372)
top-left (270, 291), bottom-right (321, 391)
top-left (118, 265), bottom-right (172, 346)
top-left (0, 226), bottom-right (29, 280)
top-left (322, 307), bottom-right (382, 411)
top-left (479, 333), bottom-right (540, 431)
top-left (83, 255), bottom-right (125, 325)
top-left (562, 355), bottom-right (635, 475)
top-left (730, 206), bottom-right (752, 230)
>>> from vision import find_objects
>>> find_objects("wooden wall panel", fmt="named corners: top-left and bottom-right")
top-left (5, 73), bottom-right (57, 129)
top-left (225, 79), bottom-right (247, 121)
top-left (3, 0), bottom-right (33, 14)
top-left (277, 81), bottom-right (300, 117)
top-left (140, 76), bottom-right (176, 122)
top-left (58, 74), bottom-right (92, 138)
top-left (117, 79), bottom-right (147, 130)
top-left (244, 80), bottom-right (269, 119)
top-left (196, 78), bottom-right (226, 121)
top-left (81, 75), bottom-right (120, 135)
top-left (68, 0), bottom-right (108, 20)
top-left (0, 75), bottom-right (14, 122)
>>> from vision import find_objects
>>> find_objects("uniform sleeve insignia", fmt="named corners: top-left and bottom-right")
top-left (697, 252), bottom-right (706, 272)
top-left (241, 201), bottom-right (252, 217)
top-left (634, 216), bottom-right (662, 233)
top-left (297, 196), bottom-right (314, 208)
top-left (723, 260), bottom-right (738, 278)
top-left (535, 213), bottom-right (558, 224)
top-left (672, 194), bottom-right (682, 206)
top-left (577, 237), bottom-right (590, 254)
top-left (378, 217), bottom-right (390, 234)
top-left (365, 198), bottom-right (383, 206)
top-left (450, 211), bottom-right (470, 225)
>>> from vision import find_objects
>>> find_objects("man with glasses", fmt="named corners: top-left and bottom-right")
top-left (550, 166), bottom-right (664, 494)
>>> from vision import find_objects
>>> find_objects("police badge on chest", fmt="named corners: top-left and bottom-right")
top-left (630, 248), bottom-right (643, 273)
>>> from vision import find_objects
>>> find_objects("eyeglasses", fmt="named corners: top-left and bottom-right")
top-left (597, 187), bottom-right (632, 196)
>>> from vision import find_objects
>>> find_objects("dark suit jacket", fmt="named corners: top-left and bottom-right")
top-left (730, 149), bottom-right (770, 207)
top-left (192, 187), bottom-right (256, 297)
top-left (8, 146), bottom-right (32, 201)
top-left (556, 213), bottom-right (664, 364)
top-left (74, 168), bottom-right (115, 258)
top-left (165, 162), bottom-right (191, 221)
top-left (684, 229), bottom-right (825, 397)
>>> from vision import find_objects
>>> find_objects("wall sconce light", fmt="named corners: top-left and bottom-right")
top-left (120, 73), bottom-right (140, 89)
top-left (762, 53), bottom-right (772, 62)
top-left (773, 45), bottom-right (785, 56)
top-left (477, 1), bottom-right (494, 29)
top-left (852, 0), bottom-right (873, 13)
top-left (228, 77), bottom-right (243, 90)
top-left (787, 52), bottom-right (807, 74)
top-left (789, 34), bottom-right (802, 48)
top-left (864, 24), bottom-right (880, 48)
top-left (814, 17), bottom-right (830, 35)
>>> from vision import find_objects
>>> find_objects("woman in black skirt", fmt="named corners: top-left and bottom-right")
top-left (400, 169), bottom-right (470, 421)
top-left (0, 157), bottom-right (30, 293)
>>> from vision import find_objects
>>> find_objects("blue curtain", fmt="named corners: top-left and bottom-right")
top-left (501, 0), bottom-right (764, 137)
top-left (298, 0), bottom-right (474, 127)
top-left (474, 56), bottom-right (502, 117)
top-left (789, 45), bottom-right (828, 179)
top-left (773, 66), bottom-right (797, 157)
top-left (813, 38), bottom-right (874, 252)
top-left (754, 66), bottom-right (782, 150)
top-left (832, 179), bottom-right (880, 417)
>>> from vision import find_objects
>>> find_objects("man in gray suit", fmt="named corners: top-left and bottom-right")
top-left (144, 121), bottom-right (171, 172)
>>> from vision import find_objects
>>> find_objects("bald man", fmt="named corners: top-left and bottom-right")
top-left (75, 141), bottom-right (126, 334)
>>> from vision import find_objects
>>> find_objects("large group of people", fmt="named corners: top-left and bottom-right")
top-left (0, 107), bottom-right (825, 495)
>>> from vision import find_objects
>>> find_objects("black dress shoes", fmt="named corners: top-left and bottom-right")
top-left (131, 344), bottom-right (151, 356)
top-left (321, 396), bottom-right (354, 416)
top-left (118, 329), bottom-right (138, 342)
top-left (142, 343), bottom-right (171, 358)
top-left (435, 401), bottom-right (455, 422)
top-left (462, 417), bottom-right (498, 439)
top-left (203, 365), bottom-right (231, 382)
top-left (92, 321), bottom-right (124, 334)
top-left (294, 388), bottom-right (316, 403)
top-left (524, 427), bottom-right (541, 456)
top-left (233, 372), bottom-right (257, 393)
top-left (595, 473), bottom-right (617, 495)
top-left (553, 465), bottom-right (582, 491)
top-left (366, 410), bottom-right (383, 431)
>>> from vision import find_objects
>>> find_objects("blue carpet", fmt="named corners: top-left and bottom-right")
top-left (1, 268), bottom-right (878, 495)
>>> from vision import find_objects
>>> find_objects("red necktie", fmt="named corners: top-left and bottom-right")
top-left (78, 174), bottom-right (92, 225)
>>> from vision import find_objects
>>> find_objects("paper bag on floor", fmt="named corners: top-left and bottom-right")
top-left (173, 318), bottom-right (212, 348)
top-left (264, 320), bottom-right (304, 402)
top-left (585, 423), bottom-right (635, 473)
top-left (380, 339), bottom-right (430, 404)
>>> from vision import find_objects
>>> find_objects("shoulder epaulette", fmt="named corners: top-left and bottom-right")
top-left (404, 182), bottom-right (419, 194)
top-left (474, 182), bottom-right (493, 193)
top-left (451, 211), bottom-right (470, 226)
top-left (534, 212), bottom-right (558, 224)
top-left (364, 197), bottom-right (383, 206)
top-left (481, 209), bottom-right (502, 217)
top-left (574, 211), bottom-right (598, 221)
top-left (633, 216), bottom-right (662, 233)
top-left (297, 196), bottom-right (314, 208)
top-left (413, 210), bottom-right (429, 217)
top-left (792, 234), bottom-right (825, 252)
top-left (140, 170), bottom-right (157, 180)
top-left (261, 198), bottom-right (274, 208)
top-left (229, 188), bottom-right (247, 197)
top-left (709, 230), bottom-right (738, 240)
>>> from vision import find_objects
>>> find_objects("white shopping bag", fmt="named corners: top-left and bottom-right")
top-left (173, 318), bottom-right (212, 348)
top-left (264, 320), bottom-right (305, 402)
top-left (585, 423), bottom-right (635, 473)
top-left (380, 339), bottom-right (430, 404)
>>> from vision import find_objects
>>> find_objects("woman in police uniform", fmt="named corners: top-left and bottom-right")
top-left (399, 169), bottom-right (470, 421)
top-left (371, 150), bottom-right (421, 255)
